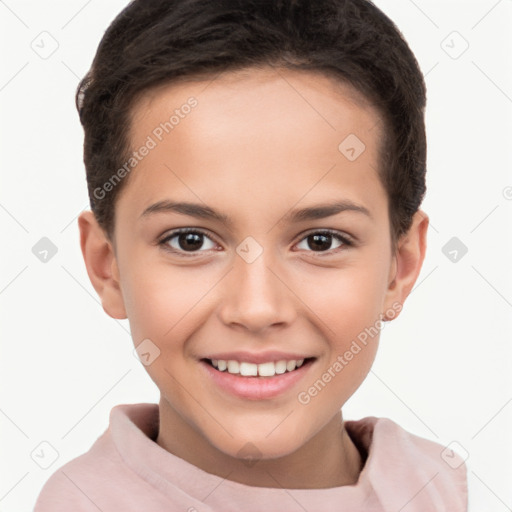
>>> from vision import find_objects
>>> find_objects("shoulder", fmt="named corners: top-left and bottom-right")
top-left (33, 430), bottom-right (120, 511)
top-left (346, 416), bottom-right (468, 511)
top-left (33, 452), bottom-right (100, 510)
top-left (33, 403), bottom-right (160, 511)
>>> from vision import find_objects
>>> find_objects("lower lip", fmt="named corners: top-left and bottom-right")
top-left (200, 360), bottom-right (314, 400)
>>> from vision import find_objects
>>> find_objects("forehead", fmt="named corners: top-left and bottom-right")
top-left (119, 67), bottom-right (386, 222)
top-left (130, 67), bottom-right (381, 139)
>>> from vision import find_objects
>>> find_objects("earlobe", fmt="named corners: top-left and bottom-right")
top-left (383, 209), bottom-right (429, 320)
top-left (78, 211), bottom-right (127, 320)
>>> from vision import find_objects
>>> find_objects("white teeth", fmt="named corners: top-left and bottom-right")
top-left (258, 362), bottom-right (276, 377)
top-left (275, 360), bottom-right (287, 374)
top-left (209, 358), bottom-right (308, 376)
top-left (227, 360), bottom-right (239, 374)
top-left (240, 362), bottom-right (258, 376)
top-left (286, 360), bottom-right (297, 372)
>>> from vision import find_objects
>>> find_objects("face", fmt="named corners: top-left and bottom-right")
top-left (89, 67), bottom-right (422, 462)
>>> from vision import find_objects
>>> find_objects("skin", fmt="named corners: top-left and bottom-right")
top-left (78, 66), bottom-right (428, 489)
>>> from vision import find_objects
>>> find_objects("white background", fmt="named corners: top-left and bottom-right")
top-left (1, 0), bottom-right (511, 510)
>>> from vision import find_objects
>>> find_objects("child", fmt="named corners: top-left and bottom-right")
top-left (34, 0), bottom-right (468, 510)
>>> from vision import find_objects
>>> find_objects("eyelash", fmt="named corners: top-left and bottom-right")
top-left (157, 227), bottom-right (354, 258)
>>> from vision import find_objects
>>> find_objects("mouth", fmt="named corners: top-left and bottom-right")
top-left (199, 356), bottom-right (317, 400)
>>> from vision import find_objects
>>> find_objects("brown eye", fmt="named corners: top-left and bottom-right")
top-left (160, 229), bottom-right (217, 254)
top-left (296, 230), bottom-right (352, 253)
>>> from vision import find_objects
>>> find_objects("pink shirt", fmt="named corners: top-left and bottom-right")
top-left (34, 403), bottom-right (467, 511)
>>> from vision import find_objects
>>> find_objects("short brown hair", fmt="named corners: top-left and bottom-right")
top-left (76, 0), bottom-right (427, 248)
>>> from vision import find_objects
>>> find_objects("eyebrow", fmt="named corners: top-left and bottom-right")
top-left (139, 199), bottom-right (372, 226)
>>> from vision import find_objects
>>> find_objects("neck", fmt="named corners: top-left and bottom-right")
top-left (156, 398), bottom-right (364, 489)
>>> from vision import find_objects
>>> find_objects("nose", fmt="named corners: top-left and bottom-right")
top-left (218, 248), bottom-right (296, 334)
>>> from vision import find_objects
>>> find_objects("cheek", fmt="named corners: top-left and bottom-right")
top-left (297, 285), bottom-right (381, 418)
top-left (120, 263), bottom-right (217, 346)
top-left (293, 261), bottom-right (385, 402)
top-left (300, 259), bottom-right (388, 339)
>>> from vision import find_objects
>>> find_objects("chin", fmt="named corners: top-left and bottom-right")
top-left (213, 430), bottom-right (308, 462)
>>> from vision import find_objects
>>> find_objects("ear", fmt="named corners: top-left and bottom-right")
top-left (77, 211), bottom-right (127, 319)
top-left (382, 209), bottom-right (429, 320)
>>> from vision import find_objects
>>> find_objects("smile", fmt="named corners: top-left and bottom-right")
top-left (200, 357), bottom-right (316, 400)
top-left (207, 358), bottom-right (307, 377)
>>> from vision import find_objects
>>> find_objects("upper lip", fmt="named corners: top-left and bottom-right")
top-left (201, 351), bottom-right (315, 364)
